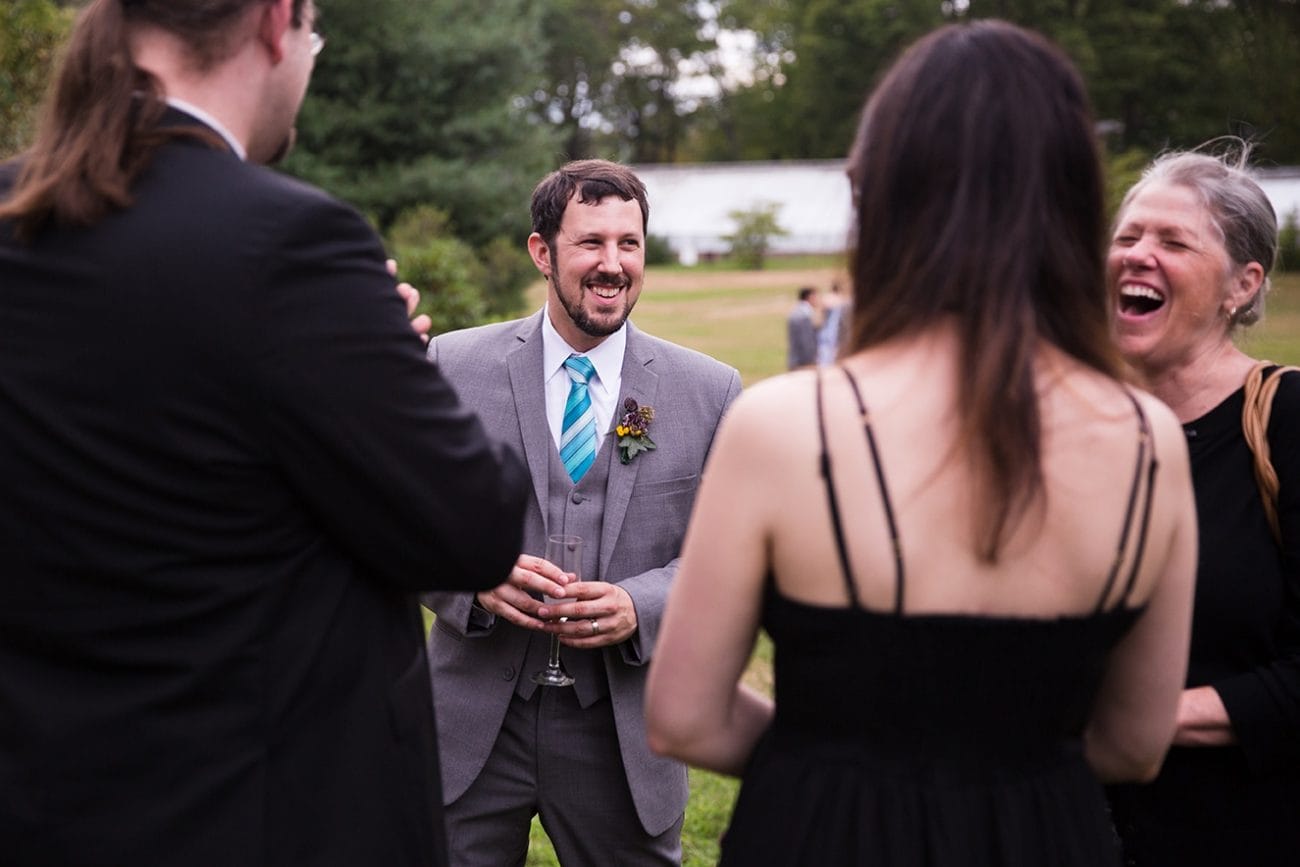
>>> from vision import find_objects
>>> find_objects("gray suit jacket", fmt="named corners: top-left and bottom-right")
top-left (424, 311), bottom-right (741, 836)
top-left (787, 302), bottom-right (818, 369)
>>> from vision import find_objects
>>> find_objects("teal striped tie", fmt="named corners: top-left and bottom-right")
top-left (560, 355), bottom-right (599, 482)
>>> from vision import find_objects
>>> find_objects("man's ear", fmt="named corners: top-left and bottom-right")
top-left (527, 233), bottom-right (552, 279)
top-left (257, 0), bottom-right (295, 64)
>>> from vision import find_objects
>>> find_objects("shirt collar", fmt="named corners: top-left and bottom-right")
top-left (540, 305), bottom-right (627, 396)
top-left (165, 97), bottom-right (247, 161)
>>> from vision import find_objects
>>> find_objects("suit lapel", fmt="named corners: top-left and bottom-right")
top-left (599, 324), bottom-right (659, 582)
top-left (506, 314), bottom-right (551, 528)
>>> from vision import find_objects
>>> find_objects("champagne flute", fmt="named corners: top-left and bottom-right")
top-left (531, 534), bottom-right (581, 687)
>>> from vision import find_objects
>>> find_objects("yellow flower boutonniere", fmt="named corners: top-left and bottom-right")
top-left (615, 398), bottom-right (656, 465)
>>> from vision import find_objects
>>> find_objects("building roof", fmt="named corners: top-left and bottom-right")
top-left (633, 160), bottom-right (1300, 263)
top-left (632, 160), bottom-right (852, 263)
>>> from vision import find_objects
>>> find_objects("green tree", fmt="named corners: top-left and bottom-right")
top-left (284, 0), bottom-right (557, 246)
top-left (0, 0), bottom-right (73, 158)
top-left (689, 0), bottom-right (944, 160)
top-left (387, 205), bottom-right (489, 336)
top-left (723, 202), bottom-right (787, 269)
top-left (527, 0), bottom-right (758, 163)
top-left (1278, 209), bottom-right (1300, 273)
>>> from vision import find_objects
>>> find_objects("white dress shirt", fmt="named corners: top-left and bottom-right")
top-left (541, 305), bottom-right (627, 451)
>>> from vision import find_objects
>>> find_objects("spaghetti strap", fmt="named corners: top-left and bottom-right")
top-left (1093, 390), bottom-right (1160, 613)
top-left (815, 368), bottom-right (861, 608)
top-left (838, 366), bottom-right (906, 614)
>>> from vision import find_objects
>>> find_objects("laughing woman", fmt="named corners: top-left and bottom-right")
top-left (1105, 146), bottom-right (1300, 865)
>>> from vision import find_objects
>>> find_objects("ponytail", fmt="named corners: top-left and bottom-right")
top-left (1, 1), bottom-right (184, 240)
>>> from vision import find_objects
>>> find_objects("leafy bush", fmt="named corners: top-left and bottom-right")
top-left (397, 239), bottom-right (488, 337)
top-left (387, 205), bottom-right (487, 336)
top-left (477, 235), bottom-right (537, 318)
top-left (724, 203), bottom-right (787, 270)
top-left (645, 234), bottom-right (676, 266)
top-left (1104, 148), bottom-right (1151, 219)
top-left (1279, 208), bottom-right (1300, 273)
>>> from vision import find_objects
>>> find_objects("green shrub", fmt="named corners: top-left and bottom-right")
top-left (1279, 208), bottom-right (1299, 273)
top-left (477, 235), bottom-right (537, 318)
top-left (724, 203), bottom-right (787, 270)
top-left (391, 237), bottom-right (488, 337)
top-left (645, 234), bottom-right (676, 266)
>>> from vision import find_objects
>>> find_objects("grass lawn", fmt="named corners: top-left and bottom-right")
top-left (518, 266), bottom-right (1300, 866)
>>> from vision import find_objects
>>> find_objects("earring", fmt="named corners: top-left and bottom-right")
top-left (1229, 305), bottom-right (1238, 319)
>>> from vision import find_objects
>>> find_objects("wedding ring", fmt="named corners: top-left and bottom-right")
top-left (590, 619), bottom-right (600, 635)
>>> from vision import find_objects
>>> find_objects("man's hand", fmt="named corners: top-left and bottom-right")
top-left (539, 583), bottom-right (638, 648)
top-left (474, 554), bottom-right (573, 631)
top-left (387, 259), bottom-right (432, 342)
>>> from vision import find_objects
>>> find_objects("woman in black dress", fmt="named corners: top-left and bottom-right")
top-left (1105, 147), bottom-right (1300, 865)
top-left (645, 20), bottom-right (1198, 866)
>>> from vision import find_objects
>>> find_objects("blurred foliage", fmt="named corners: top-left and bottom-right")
top-left (1279, 209), bottom-right (1300, 273)
top-left (387, 205), bottom-right (537, 333)
top-left (0, 0), bottom-right (73, 158)
top-left (645, 233), bottom-right (676, 266)
top-left (699, 0), bottom-right (1300, 166)
top-left (724, 202), bottom-right (787, 270)
top-left (283, 0), bottom-right (558, 247)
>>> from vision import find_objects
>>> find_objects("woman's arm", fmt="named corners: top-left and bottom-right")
top-left (645, 389), bottom-right (781, 776)
top-left (1084, 400), bottom-right (1198, 782)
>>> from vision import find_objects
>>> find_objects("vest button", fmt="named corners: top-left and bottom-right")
top-left (571, 492), bottom-right (585, 504)
top-left (502, 666), bottom-right (515, 681)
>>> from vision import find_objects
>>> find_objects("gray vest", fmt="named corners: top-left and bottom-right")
top-left (514, 442), bottom-right (612, 706)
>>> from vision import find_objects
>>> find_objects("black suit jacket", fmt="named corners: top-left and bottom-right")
top-left (0, 114), bottom-right (527, 866)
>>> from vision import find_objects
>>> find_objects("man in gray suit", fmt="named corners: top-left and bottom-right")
top-left (424, 160), bottom-right (741, 865)
top-left (787, 286), bottom-right (821, 369)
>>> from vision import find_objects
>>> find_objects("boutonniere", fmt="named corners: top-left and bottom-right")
top-left (614, 398), bottom-right (656, 465)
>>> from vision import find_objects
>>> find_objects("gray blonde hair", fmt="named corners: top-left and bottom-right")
top-left (1118, 139), bottom-right (1277, 327)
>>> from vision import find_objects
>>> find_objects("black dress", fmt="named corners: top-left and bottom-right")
top-left (1107, 370), bottom-right (1300, 866)
top-left (720, 369), bottom-right (1156, 866)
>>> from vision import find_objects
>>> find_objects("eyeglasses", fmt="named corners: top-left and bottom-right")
top-left (309, 31), bottom-right (325, 58)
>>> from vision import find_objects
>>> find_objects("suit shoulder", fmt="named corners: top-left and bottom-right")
top-left (428, 316), bottom-right (538, 374)
top-left (155, 141), bottom-right (362, 226)
top-left (432, 316), bottom-right (533, 353)
top-left (638, 331), bottom-right (738, 386)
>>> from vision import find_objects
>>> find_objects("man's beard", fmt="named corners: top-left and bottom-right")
top-left (559, 274), bottom-right (633, 338)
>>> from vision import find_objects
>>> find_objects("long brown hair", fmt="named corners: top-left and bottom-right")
top-left (0, 0), bottom-right (305, 241)
top-left (846, 20), bottom-right (1117, 562)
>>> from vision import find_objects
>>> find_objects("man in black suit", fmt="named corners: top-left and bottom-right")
top-left (0, 2), bottom-right (526, 866)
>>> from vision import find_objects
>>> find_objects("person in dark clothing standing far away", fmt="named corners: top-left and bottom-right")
top-left (787, 285), bottom-right (821, 369)
top-left (646, 20), bottom-right (1197, 867)
top-left (0, 2), bottom-right (527, 866)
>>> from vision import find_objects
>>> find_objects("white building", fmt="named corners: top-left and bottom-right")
top-left (634, 160), bottom-right (1300, 264)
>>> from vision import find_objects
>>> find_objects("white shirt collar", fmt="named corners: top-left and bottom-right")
top-left (540, 304), bottom-right (627, 398)
top-left (165, 97), bottom-right (247, 161)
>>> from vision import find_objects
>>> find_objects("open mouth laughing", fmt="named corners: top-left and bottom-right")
top-left (1118, 282), bottom-right (1165, 317)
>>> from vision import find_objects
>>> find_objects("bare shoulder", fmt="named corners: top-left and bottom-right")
top-left (1128, 387), bottom-right (1187, 460)
top-left (715, 370), bottom-right (819, 449)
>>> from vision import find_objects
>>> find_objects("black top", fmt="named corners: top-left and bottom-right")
top-left (1108, 368), bottom-right (1300, 866)
top-left (720, 368), bottom-right (1155, 866)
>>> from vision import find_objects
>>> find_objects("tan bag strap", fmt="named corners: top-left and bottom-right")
top-left (1242, 360), bottom-right (1300, 545)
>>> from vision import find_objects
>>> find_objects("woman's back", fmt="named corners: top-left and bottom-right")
top-left (645, 20), bottom-right (1197, 867)
top-left (763, 328), bottom-right (1176, 619)
top-left (714, 330), bottom-right (1192, 865)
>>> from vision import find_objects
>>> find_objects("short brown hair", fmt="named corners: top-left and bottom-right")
top-left (529, 159), bottom-right (649, 250)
